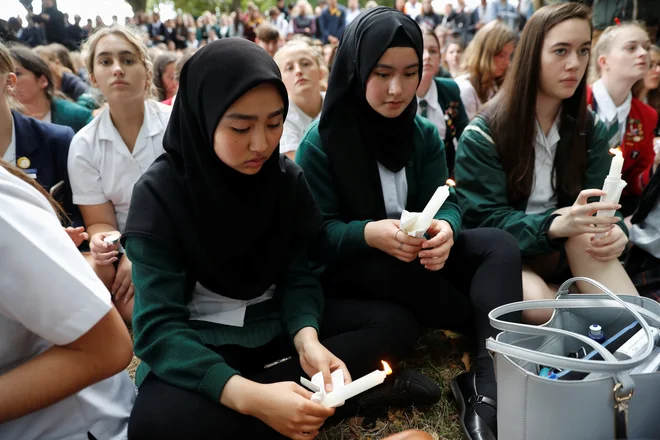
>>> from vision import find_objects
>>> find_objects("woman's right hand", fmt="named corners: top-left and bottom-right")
top-left (364, 220), bottom-right (425, 263)
top-left (89, 231), bottom-right (120, 266)
top-left (548, 189), bottom-right (621, 239)
top-left (250, 382), bottom-right (335, 439)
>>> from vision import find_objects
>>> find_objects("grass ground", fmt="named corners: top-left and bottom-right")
top-left (126, 329), bottom-right (469, 440)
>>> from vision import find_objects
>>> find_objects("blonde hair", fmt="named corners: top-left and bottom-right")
top-left (0, 43), bottom-right (14, 76)
top-left (274, 39), bottom-right (327, 88)
top-left (33, 44), bottom-right (59, 64)
top-left (0, 43), bottom-right (17, 109)
top-left (460, 20), bottom-right (515, 103)
top-left (83, 26), bottom-right (153, 89)
top-left (590, 23), bottom-right (648, 82)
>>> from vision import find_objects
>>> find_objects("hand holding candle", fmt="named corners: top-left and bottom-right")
top-left (595, 148), bottom-right (627, 239)
top-left (304, 361), bottom-right (393, 408)
top-left (418, 220), bottom-right (454, 271)
top-left (400, 180), bottom-right (455, 237)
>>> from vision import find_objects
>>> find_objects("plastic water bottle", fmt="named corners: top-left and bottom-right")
top-left (588, 324), bottom-right (606, 343)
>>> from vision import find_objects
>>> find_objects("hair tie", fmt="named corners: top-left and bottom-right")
top-left (614, 17), bottom-right (621, 25)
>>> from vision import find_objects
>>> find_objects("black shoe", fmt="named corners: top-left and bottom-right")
top-left (357, 369), bottom-right (442, 415)
top-left (450, 371), bottom-right (498, 440)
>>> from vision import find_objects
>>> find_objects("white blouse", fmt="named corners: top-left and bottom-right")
top-left (68, 100), bottom-right (171, 232)
top-left (455, 73), bottom-right (498, 121)
top-left (525, 118), bottom-right (561, 215)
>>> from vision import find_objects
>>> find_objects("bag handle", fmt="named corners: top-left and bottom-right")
top-left (486, 277), bottom-right (658, 394)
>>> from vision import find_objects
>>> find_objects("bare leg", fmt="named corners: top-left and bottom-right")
top-left (522, 267), bottom-right (557, 324)
top-left (114, 296), bottom-right (134, 327)
top-left (84, 252), bottom-right (116, 290)
top-left (564, 234), bottom-right (638, 295)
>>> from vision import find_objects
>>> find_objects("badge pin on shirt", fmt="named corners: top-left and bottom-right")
top-left (17, 157), bottom-right (31, 169)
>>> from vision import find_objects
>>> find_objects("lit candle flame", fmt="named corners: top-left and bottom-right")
top-left (446, 179), bottom-right (456, 187)
top-left (381, 361), bottom-right (392, 375)
top-left (609, 148), bottom-right (622, 156)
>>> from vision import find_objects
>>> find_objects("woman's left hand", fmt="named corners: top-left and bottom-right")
top-left (587, 225), bottom-right (628, 262)
top-left (419, 220), bottom-right (454, 271)
top-left (64, 226), bottom-right (89, 247)
top-left (295, 327), bottom-right (351, 393)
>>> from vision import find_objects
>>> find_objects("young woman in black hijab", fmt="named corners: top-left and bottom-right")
top-left (296, 8), bottom-right (523, 440)
top-left (122, 38), bottom-right (434, 439)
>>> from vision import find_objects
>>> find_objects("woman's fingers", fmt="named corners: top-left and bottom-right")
top-left (399, 234), bottom-right (426, 247)
top-left (95, 249), bottom-right (119, 261)
top-left (591, 231), bottom-right (619, 247)
top-left (574, 202), bottom-right (621, 215)
top-left (576, 189), bottom-right (606, 205)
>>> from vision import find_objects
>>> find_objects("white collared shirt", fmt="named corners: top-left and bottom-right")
top-left (592, 79), bottom-right (632, 145)
top-left (405, 1), bottom-right (423, 19)
top-left (346, 8), bottom-right (361, 24)
top-left (188, 283), bottom-right (275, 327)
top-left (455, 73), bottom-right (497, 121)
top-left (43, 111), bottom-right (52, 124)
top-left (377, 162), bottom-right (408, 219)
top-left (526, 117), bottom-right (561, 215)
top-left (68, 100), bottom-right (171, 232)
top-left (417, 80), bottom-right (447, 141)
top-left (281, 93), bottom-right (324, 155)
top-left (2, 113), bottom-right (16, 166)
top-left (0, 167), bottom-right (135, 440)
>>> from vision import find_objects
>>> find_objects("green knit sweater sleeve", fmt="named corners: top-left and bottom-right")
top-left (296, 121), bottom-right (372, 264)
top-left (415, 117), bottom-right (462, 240)
top-left (279, 173), bottom-right (324, 338)
top-left (584, 116), bottom-right (629, 236)
top-left (126, 236), bottom-right (239, 404)
top-left (455, 118), bottom-right (559, 256)
top-left (279, 247), bottom-right (324, 339)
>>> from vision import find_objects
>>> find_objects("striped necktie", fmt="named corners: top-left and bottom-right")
top-left (419, 99), bottom-right (428, 118)
top-left (606, 119), bottom-right (621, 149)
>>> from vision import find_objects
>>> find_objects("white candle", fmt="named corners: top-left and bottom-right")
top-left (608, 148), bottom-right (624, 176)
top-left (320, 361), bottom-right (392, 408)
top-left (103, 234), bottom-right (121, 245)
top-left (595, 148), bottom-right (628, 238)
top-left (412, 185), bottom-right (450, 232)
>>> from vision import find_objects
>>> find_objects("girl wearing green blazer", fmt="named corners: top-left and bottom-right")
top-left (455, 3), bottom-right (638, 324)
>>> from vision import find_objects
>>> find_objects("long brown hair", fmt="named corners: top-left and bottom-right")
top-left (484, 2), bottom-right (592, 208)
top-left (460, 21), bottom-right (515, 103)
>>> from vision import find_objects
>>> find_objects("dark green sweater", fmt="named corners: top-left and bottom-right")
top-left (52, 98), bottom-right (93, 133)
top-left (455, 115), bottom-right (628, 257)
top-left (296, 116), bottom-right (462, 268)
top-left (125, 235), bottom-right (323, 403)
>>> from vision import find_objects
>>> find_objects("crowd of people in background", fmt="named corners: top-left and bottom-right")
top-left (2, 0), bottom-right (660, 439)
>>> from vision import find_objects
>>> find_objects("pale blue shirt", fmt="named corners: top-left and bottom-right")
top-left (377, 162), bottom-right (408, 219)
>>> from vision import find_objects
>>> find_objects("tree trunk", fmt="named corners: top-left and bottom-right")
top-left (127, 0), bottom-right (148, 13)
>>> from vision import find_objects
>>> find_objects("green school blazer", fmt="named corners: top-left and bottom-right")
top-left (455, 114), bottom-right (627, 257)
top-left (51, 98), bottom-right (94, 133)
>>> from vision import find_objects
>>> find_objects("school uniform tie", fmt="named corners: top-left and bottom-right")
top-left (606, 119), bottom-right (621, 149)
top-left (419, 99), bottom-right (428, 118)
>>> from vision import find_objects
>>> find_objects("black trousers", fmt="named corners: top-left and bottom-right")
top-left (127, 299), bottom-right (418, 439)
top-left (322, 228), bottom-right (523, 376)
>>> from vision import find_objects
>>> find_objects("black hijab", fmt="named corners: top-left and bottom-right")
top-left (319, 7), bottom-right (423, 221)
top-left (123, 39), bottom-right (319, 301)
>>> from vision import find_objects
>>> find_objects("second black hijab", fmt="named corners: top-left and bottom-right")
top-left (123, 39), bottom-right (320, 301)
top-left (319, 7), bottom-right (423, 221)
